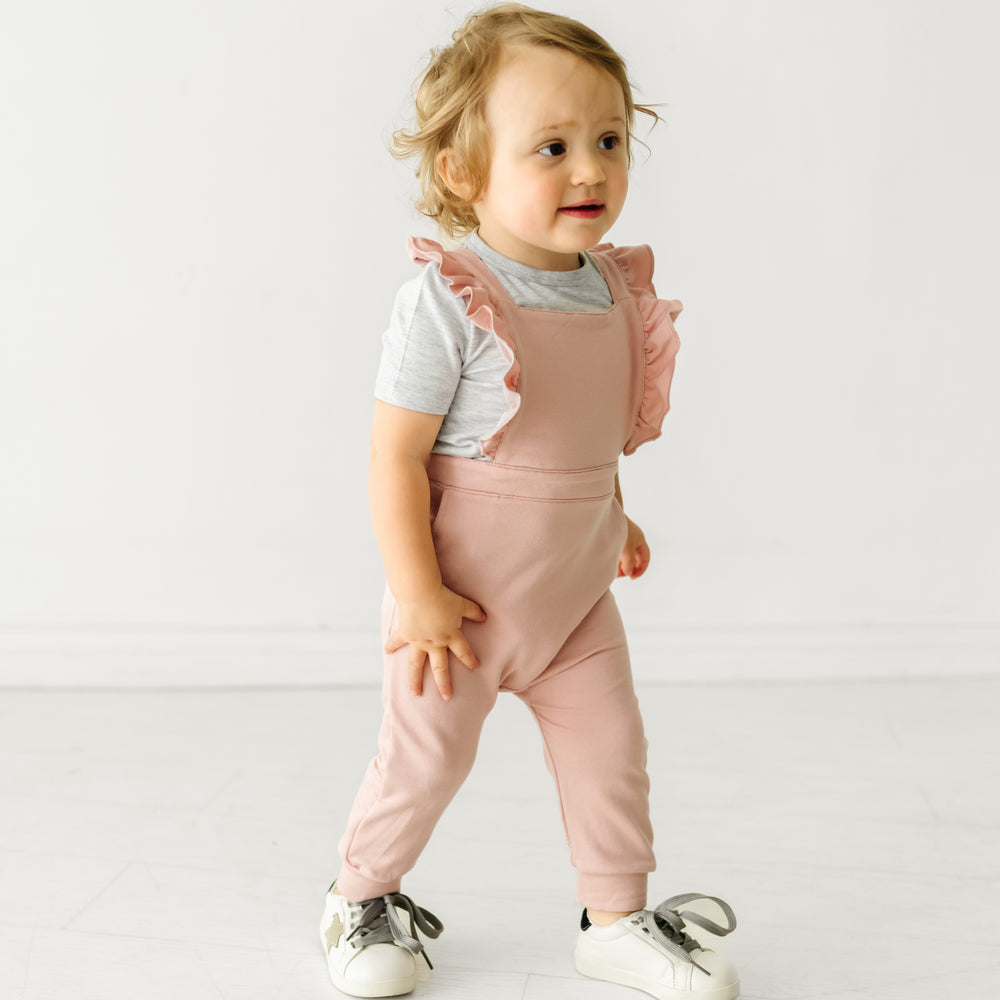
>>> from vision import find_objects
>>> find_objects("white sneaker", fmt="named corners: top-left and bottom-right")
top-left (574, 893), bottom-right (739, 1000)
top-left (319, 883), bottom-right (443, 998)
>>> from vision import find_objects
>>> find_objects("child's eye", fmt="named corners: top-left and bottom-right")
top-left (598, 134), bottom-right (621, 151)
top-left (539, 142), bottom-right (566, 157)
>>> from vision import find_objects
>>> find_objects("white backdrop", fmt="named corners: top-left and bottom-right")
top-left (1, 1), bottom-right (998, 684)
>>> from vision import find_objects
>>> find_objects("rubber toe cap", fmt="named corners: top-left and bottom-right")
top-left (691, 948), bottom-right (740, 996)
top-left (350, 942), bottom-right (415, 982)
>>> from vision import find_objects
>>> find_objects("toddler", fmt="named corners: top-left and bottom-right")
top-left (320, 4), bottom-right (738, 998)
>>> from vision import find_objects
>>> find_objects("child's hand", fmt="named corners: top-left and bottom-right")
top-left (617, 517), bottom-right (651, 580)
top-left (385, 585), bottom-right (487, 701)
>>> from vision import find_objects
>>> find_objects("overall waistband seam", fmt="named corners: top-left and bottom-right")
top-left (426, 454), bottom-right (619, 501)
top-left (427, 483), bottom-right (616, 503)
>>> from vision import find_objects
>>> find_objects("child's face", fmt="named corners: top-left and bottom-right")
top-left (472, 44), bottom-right (629, 271)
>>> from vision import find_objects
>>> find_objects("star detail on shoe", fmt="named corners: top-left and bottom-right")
top-left (324, 913), bottom-right (344, 952)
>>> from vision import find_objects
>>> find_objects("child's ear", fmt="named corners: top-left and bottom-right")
top-left (436, 148), bottom-right (474, 201)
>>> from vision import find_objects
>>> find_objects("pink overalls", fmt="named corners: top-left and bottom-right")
top-left (337, 238), bottom-right (681, 912)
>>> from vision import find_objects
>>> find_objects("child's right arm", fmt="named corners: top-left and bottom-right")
top-left (369, 399), bottom-right (486, 702)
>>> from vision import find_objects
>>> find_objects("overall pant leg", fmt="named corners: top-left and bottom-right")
top-left (336, 591), bottom-right (499, 902)
top-left (517, 590), bottom-right (655, 913)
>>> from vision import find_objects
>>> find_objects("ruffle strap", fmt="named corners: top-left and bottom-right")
top-left (408, 237), bottom-right (521, 460)
top-left (595, 244), bottom-right (682, 455)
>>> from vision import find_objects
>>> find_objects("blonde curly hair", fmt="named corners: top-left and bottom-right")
top-left (392, 3), bottom-right (660, 238)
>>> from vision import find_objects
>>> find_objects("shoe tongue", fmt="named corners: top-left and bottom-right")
top-left (652, 911), bottom-right (694, 951)
top-left (356, 900), bottom-right (390, 940)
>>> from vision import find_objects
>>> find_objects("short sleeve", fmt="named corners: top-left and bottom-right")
top-left (408, 237), bottom-right (521, 460)
top-left (374, 261), bottom-right (469, 415)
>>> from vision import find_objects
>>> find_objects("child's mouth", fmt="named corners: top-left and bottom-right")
top-left (559, 203), bottom-right (604, 219)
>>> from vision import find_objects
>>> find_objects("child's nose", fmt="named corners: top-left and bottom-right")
top-left (570, 150), bottom-right (606, 186)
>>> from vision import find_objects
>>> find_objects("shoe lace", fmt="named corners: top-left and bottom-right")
top-left (347, 893), bottom-right (444, 970)
top-left (636, 893), bottom-right (737, 976)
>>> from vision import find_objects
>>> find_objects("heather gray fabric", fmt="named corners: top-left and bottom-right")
top-left (374, 231), bottom-right (613, 460)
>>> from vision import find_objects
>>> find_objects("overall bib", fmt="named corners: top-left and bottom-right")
top-left (337, 238), bottom-right (681, 912)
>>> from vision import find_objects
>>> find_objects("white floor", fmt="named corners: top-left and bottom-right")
top-left (1, 675), bottom-right (998, 1000)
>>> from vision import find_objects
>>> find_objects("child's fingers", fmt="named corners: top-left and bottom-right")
top-left (618, 544), bottom-right (651, 579)
top-left (631, 544), bottom-right (651, 578)
top-left (462, 598), bottom-right (487, 623)
top-left (428, 648), bottom-right (453, 701)
top-left (450, 634), bottom-right (480, 672)
top-left (407, 648), bottom-right (427, 696)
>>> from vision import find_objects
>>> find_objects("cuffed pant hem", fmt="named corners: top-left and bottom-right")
top-left (578, 872), bottom-right (649, 913)
top-left (335, 867), bottom-right (402, 904)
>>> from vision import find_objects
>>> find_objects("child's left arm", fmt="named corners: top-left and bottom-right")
top-left (615, 474), bottom-right (650, 580)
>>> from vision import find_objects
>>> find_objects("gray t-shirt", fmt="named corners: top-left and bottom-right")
top-left (375, 232), bottom-right (613, 459)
